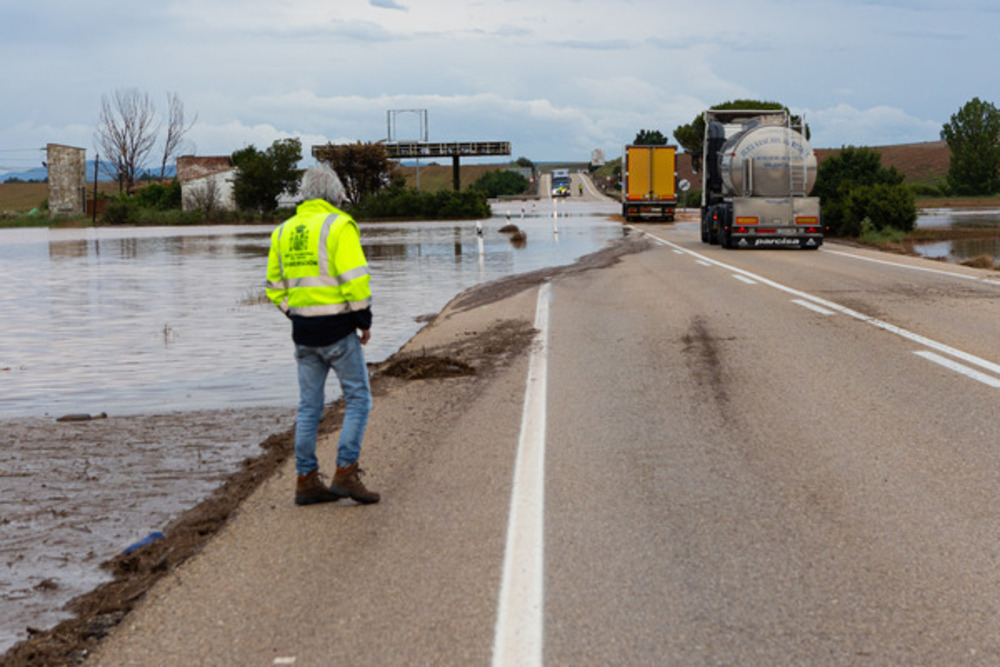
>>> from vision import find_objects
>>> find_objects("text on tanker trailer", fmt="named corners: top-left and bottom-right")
top-left (700, 109), bottom-right (822, 249)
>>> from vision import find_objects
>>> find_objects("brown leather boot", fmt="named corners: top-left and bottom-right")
top-left (295, 470), bottom-right (344, 506)
top-left (330, 463), bottom-right (380, 504)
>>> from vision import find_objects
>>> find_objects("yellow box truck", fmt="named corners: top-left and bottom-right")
top-left (621, 144), bottom-right (678, 222)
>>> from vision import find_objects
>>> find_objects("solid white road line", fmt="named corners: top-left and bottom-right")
top-left (635, 228), bottom-right (1000, 388)
top-left (492, 281), bottom-right (550, 667)
top-left (822, 247), bottom-right (1000, 286)
top-left (914, 351), bottom-right (1000, 388)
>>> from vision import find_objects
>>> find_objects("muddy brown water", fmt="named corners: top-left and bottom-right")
top-left (0, 204), bottom-right (622, 655)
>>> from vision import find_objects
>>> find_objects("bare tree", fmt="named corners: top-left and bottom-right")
top-left (94, 88), bottom-right (160, 194)
top-left (188, 176), bottom-right (221, 219)
top-left (160, 92), bottom-right (197, 179)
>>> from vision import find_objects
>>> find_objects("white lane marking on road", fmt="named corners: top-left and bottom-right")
top-left (822, 247), bottom-right (1000, 287)
top-left (792, 299), bottom-right (836, 316)
top-left (696, 260), bottom-right (712, 267)
top-left (636, 228), bottom-right (1000, 386)
top-left (733, 274), bottom-right (757, 285)
top-left (492, 281), bottom-right (550, 667)
top-left (914, 351), bottom-right (1000, 388)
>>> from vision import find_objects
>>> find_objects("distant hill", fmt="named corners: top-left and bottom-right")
top-left (671, 141), bottom-right (951, 190)
top-left (816, 141), bottom-right (949, 186)
top-left (1, 161), bottom-right (177, 183)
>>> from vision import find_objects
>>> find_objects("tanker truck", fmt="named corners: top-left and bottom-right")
top-left (700, 109), bottom-right (822, 249)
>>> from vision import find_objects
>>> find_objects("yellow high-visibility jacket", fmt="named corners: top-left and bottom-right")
top-left (266, 200), bottom-right (371, 317)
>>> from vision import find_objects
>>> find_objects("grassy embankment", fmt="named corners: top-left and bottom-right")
top-left (0, 182), bottom-right (123, 227)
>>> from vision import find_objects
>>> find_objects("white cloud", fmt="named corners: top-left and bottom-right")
top-left (805, 104), bottom-right (944, 148)
top-left (0, 0), bottom-right (993, 174)
top-left (370, 0), bottom-right (409, 9)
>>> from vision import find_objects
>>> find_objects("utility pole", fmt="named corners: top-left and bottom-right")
top-left (92, 153), bottom-right (99, 225)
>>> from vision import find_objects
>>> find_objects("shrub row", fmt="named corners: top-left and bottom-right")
top-left (349, 184), bottom-right (491, 220)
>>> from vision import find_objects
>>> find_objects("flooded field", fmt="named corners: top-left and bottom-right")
top-left (914, 208), bottom-right (1000, 263)
top-left (0, 200), bottom-right (621, 654)
top-left (0, 201), bottom-right (619, 419)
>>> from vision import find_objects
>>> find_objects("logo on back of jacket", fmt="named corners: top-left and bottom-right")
top-left (285, 224), bottom-right (318, 268)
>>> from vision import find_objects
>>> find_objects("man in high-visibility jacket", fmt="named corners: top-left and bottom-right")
top-left (266, 165), bottom-right (379, 506)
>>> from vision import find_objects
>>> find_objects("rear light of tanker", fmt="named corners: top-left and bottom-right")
top-left (795, 216), bottom-right (821, 235)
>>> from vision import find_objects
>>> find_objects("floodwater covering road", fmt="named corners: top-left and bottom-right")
top-left (0, 201), bottom-right (618, 419)
top-left (0, 198), bottom-right (620, 655)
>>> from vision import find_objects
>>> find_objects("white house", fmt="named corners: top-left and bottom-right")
top-left (177, 155), bottom-right (307, 212)
top-left (176, 156), bottom-right (237, 212)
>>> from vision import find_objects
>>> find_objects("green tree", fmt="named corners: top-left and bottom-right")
top-left (673, 100), bottom-right (804, 170)
top-left (844, 183), bottom-right (916, 234)
top-left (940, 97), bottom-right (1000, 195)
top-left (315, 142), bottom-right (397, 205)
top-left (633, 129), bottom-right (669, 145)
top-left (813, 146), bottom-right (913, 236)
top-left (231, 138), bottom-right (302, 213)
top-left (136, 180), bottom-right (182, 210)
top-left (469, 170), bottom-right (529, 198)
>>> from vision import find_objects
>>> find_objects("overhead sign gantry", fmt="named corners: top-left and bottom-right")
top-left (382, 141), bottom-right (511, 191)
top-left (313, 110), bottom-right (510, 191)
top-left (313, 140), bottom-right (511, 192)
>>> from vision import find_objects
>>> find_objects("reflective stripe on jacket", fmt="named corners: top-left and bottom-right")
top-left (266, 199), bottom-right (371, 317)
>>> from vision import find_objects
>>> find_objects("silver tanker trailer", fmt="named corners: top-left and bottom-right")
top-left (700, 109), bottom-right (823, 249)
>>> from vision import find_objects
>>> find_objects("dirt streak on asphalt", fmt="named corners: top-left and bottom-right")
top-left (0, 231), bottom-right (648, 667)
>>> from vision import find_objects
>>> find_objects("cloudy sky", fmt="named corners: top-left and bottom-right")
top-left (0, 0), bottom-right (996, 174)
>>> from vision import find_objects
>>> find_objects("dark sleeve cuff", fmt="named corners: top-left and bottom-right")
top-left (354, 307), bottom-right (372, 331)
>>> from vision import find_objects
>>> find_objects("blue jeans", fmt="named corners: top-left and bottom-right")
top-left (293, 334), bottom-right (371, 475)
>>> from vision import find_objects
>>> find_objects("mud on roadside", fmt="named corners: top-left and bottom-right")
top-left (1, 232), bottom-right (649, 667)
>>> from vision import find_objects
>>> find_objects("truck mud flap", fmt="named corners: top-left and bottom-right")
top-left (732, 237), bottom-right (823, 249)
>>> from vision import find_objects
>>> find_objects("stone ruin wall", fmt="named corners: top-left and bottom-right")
top-left (46, 143), bottom-right (86, 216)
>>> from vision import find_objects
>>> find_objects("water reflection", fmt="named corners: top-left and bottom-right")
top-left (0, 214), bottom-right (621, 418)
top-left (914, 208), bottom-right (1000, 263)
top-left (916, 208), bottom-right (1000, 229)
top-left (914, 237), bottom-right (1000, 263)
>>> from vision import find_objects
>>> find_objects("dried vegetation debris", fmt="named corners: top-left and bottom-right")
top-left (381, 355), bottom-right (476, 380)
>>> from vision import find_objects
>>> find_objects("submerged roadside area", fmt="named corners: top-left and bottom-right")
top-left (1, 232), bottom-right (649, 667)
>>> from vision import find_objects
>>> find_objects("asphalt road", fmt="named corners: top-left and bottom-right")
top-left (91, 221), bottom-right (1000, 665)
